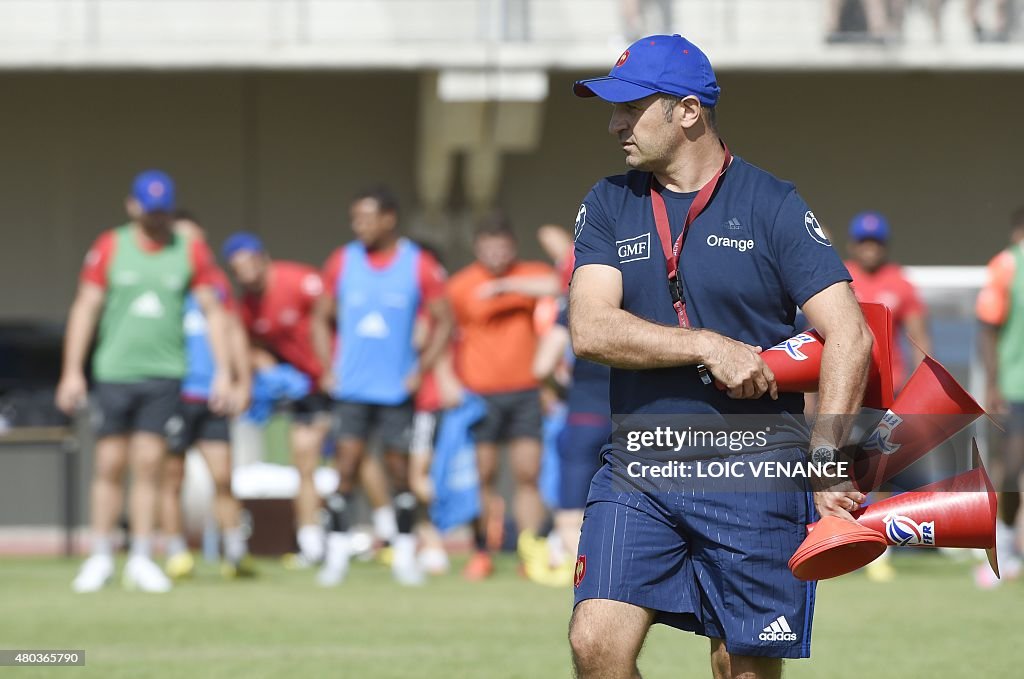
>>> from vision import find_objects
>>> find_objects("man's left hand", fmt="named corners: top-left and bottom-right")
top-left (811, 484), bottom-right (866, 522)
top-left (209, 370), bottom-right (233, 416)
top-left (405, 369), bottom-right (423, 395)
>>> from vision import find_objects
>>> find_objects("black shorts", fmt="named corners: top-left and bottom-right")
top-left (410, 411), bottom-right (442, 457)
top-left (334, 400), bottom-right (415, 452)
top-left (165, 400), bottom-right (230, 455)
top-left (289, 391), bottom-right (333, 426)
top-left (472, 389), bottom-right (543, 444)
top-left (92, 379), bottom-right (181, 438)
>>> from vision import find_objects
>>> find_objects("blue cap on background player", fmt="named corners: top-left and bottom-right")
top-left (573, 34), bottom-right (720, 106)
top-left (131, 169), bottom-right (176, 214)
top-left (849, 212), bottom-right (890, 243)
top-left (222, 232), bottom-right (265, 260)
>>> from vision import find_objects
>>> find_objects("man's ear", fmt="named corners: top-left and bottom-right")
top-left (678, 96), bottom-right (704, 130)
top-left (125, 197), bottom-right (143, 220)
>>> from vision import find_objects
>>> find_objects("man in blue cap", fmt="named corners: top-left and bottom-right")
top-left (57, 170), bottom-right (233, 593)
top-left (844, 211), bottom-right (930, 585)
top-left (845, 211), bottom-right (930, 389)
top-left (222, 231), bottom-right (334, 567)
top-left (567, 35), bottom-right (872, 677)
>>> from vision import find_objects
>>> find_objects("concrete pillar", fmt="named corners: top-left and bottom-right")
top-left (415, 69), bottom-right (548, 246)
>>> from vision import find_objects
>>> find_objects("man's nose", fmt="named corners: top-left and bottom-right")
top-left (608, 107), bottom-right (631, 136)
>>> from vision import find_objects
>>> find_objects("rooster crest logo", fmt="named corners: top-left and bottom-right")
top-left (574, 555), bottom-right (587, 588)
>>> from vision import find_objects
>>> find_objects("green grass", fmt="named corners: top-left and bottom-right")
top-left (0, 553), bottom-right (1017, 678)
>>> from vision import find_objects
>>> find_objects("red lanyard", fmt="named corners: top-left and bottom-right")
top-left (650, 144), bottom-right (732, 327)
top-left (649, 144), bottom-right (732, 382)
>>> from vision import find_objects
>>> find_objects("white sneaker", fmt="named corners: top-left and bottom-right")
top-left (122, 555), bottom-right (172, 593)
top-left (317, 532), bottom-right (352, 587)
top-left (316, 563), bottom-right (349, 587)
top-left (393, 563), bottom-right (425, 586)
top-left (392, 533), bottom-right (424, 586)
top-left (392, 554), bottom-right (425, 587)
top-left (71, 554), bottom-right (114, 593)
top-left (418, 546), bottom-right (450, 576)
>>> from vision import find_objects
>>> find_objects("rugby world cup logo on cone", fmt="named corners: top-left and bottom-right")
top-left (862, 410), bottom-right (903, 456)
top-left (883, 513), bottom-right (936, 546)
top-left (751, 302), bottom-right (895, 409)
top-left (768, 333), bottom-right (818, 362)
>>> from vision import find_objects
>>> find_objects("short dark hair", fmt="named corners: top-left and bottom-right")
top-left (1011, 205), bottom-right (1024, 231)
top-left (660, 95), bottom-right (716, 131)
top-left (352, 185), bottom-right (400, 217)
top-left (474, 211), bottom-right (516, 242)
top-left (704, 105), bottom-right (717, 131)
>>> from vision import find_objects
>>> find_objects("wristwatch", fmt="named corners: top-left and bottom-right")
top-left (811, 445), bottom-right (838, 464)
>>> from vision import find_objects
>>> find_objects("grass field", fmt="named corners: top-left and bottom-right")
top-left (0, 552), bottom-right (1017, 678)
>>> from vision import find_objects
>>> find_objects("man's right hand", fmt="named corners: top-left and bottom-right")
top-left (812, 486), bottom-right (866, 523)
top-left (230, 382), bottom-right (252, 417)
top-left (319, 373), bottom-right (337, 395)
top-left (701, 333), bottom-right (778, 400)
top-left (55, 372), bottom-right (88, 415)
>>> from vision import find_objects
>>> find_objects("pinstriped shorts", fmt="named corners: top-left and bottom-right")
top-left (573, 447), bottom-right (817, 659)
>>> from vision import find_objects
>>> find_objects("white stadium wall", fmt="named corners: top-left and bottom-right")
top-left (0, 69), bottom-right (1021, 321)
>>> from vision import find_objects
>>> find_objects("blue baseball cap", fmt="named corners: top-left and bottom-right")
top-left (573, 34), bottom-right (720, 106)
top-left (222, 232), bottom-right (265, 260)
top-left (131, 170), bottom-right (176, 214)
top-left (849, 212), bottom-right (890, 243)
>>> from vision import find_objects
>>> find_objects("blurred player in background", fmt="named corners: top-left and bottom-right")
top-left (536, 223), bottom-right (576, 291)
top-left (974, 206), bottom-right (1024, 588)
top-left (448, 217), bottom-right (561, 580)
top-left (313, 187), bottom-right (452, 586)
top-left (57, 170), bottom-right (232, 593)
top-left (533, 302), bottom-right (611, 585)
top-left (568, 35), bottom-right (869, 677)
top-left (406, 241), bottom-right (463, 576)
top-left (160, 214), bottom-right (256, 580)
top-left (223, 233), bottom-right (331, 566)
top-left (845, 210), bottom-right (932, 582)
top-left (845, 211), bottom-right (931, 386)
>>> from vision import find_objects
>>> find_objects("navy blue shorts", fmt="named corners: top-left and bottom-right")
top-left (557, 416), bottom-right (612, 510)
top-left (573, 448), bottom-right (817, 659)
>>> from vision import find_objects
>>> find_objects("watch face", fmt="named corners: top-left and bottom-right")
top-left (812, 447), bottom-right (836, 464)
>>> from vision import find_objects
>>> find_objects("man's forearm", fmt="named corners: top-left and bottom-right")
top-left (979, 323), bottom-right (1000, 386)
top-left (62, 300), bottom-right (99, 376)
top-left (496, 275), bottom-right (561, 299)
top-left (311, 314), bottom-right (334, 377)
top-left (810, 327), bottom-right (872, 449)
top-left (419, 310), bottom-right (452, 374)
top-left (570, 301), bottom-right (709, 370)
top-left (228, 316), bottom-right (252, 391)
top-left (205, 307), bottom-right (232, 375)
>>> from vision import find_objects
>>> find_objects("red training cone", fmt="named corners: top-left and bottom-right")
top-left (760, 302), bottom-right (895, 409)
top-left (788, 515), bottom-right (888, 581)
top-left (854, 356), bottom-right (986, 493)
top-left (829, 440), bottom-right (998, 577)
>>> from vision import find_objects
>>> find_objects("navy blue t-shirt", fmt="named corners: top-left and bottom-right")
top-left (556, 306), bottom-right (611, 417)
top-left (572, 156), bottom-right (851, 417)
